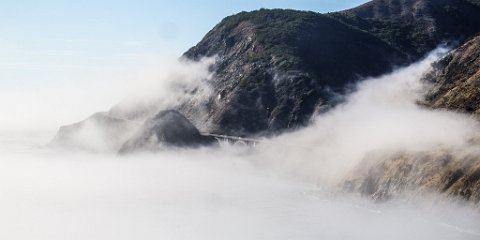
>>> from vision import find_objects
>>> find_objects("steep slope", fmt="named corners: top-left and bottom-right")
top-left (182, 9), bottom-right (407, 135)
top-left (180, 1), bottom-right (480, 136)
top-left (424, 34), bottom-right (480, 113)
top-left (331, 0), bottom-right (480, 58)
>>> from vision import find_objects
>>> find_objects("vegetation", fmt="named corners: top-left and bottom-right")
top-left (329, 12), bottom-right (434, 58)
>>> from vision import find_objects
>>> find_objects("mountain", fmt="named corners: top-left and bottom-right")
top-left (50, 0), bottom-right (480, 204)
top-left (180, 0), bottom-right (480, 136)
top-left (182, 9), bottom-right (407, 135)
top-left (53, 0), bottom-right (480, 150)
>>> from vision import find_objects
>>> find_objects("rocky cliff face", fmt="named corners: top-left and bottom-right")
top-left (343, 148), bottom-right (480, 206)
top-left (424, 34), bottom-right (480, 113)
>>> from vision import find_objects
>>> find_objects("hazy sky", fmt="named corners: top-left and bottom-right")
top-left (0, 0), bottom-right (368, 90)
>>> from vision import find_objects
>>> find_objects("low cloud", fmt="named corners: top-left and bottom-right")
top-left (1, 48), bottom-right (480, 239)
top-left (253, 48), bottom-right (479, 184)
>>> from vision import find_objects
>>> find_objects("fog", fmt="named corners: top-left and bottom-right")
top-left (1, 49), bottom-right (480, 239)
top-left (256, 48), bottom-right (480, 183)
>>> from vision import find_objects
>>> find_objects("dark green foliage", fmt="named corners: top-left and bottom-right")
top-left (330, 12), bottom-right (434, 58)
top-left (331, 0), bottom-right (480, 58)
top-left (219, 9), bottom-right (321, 65)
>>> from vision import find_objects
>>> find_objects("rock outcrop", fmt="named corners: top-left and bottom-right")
top-left (424, 34), bottom-right (480, 113)
top-left (343, 149), bottom-right (480, 206)
top-left (118, 110), bottom-right (215, 154)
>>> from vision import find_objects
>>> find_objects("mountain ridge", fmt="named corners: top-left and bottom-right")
top-left (54, 0), bottom-right (480, 151)
top-left (331, 0), bottom-right (480, 58)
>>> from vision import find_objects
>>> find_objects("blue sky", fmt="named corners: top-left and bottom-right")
top-left (0, 1), bottom-right (369, 88)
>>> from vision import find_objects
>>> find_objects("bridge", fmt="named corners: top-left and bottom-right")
top-left (200, 132), bottom-right (318, 150)
top-left (200, 133), bottom-right (260, 147)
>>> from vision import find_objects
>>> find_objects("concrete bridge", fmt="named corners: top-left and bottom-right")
top-left (200, 133), bottom-right (259, 147)
top-left (200, 132), bottom-right (318, 150)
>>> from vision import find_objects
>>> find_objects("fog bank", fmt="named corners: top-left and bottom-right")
top-left (0, 146), bottom-right (479, 240)
top-left (1, 49), bottom-right (480, 239)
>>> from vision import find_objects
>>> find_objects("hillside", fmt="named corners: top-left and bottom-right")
top-left (331, 0), bottom-right (480, 58)
top-left (343, 148), bottom-right (480, 206)
top-left (179, 1), bottom-right (480, 136)
top-left (182, 9), bottom-right (407, 135)
top-left (424, 34), bottom-right (480, 113)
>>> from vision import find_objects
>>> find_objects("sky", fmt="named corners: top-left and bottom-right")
top-left (0, 1), bottom-right (368, 87)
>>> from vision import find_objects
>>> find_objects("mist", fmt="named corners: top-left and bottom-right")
top-left (0, 56), bottom-right (215, 134)
top-left (255, 48), bottom-right (480, 183)
top-left (1, 49), bottom-right (480, 239)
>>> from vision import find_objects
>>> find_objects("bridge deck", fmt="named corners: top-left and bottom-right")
top-left (200, 132), bottom-right (318, 150)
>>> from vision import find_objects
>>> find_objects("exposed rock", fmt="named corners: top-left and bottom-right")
top-left (118, 110), bottom-right (215, 154)
top-left (424, 34), bottom-right (480, 113)
top-left (343, 149), bottom-right (480, 206)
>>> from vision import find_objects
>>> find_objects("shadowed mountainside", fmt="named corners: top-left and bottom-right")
top-left (331, 0), bottom-right (480, 58)
top-left (182, 9), bottom-right (407, 135)
top-left (179, 0), bottom-right (480, 136)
